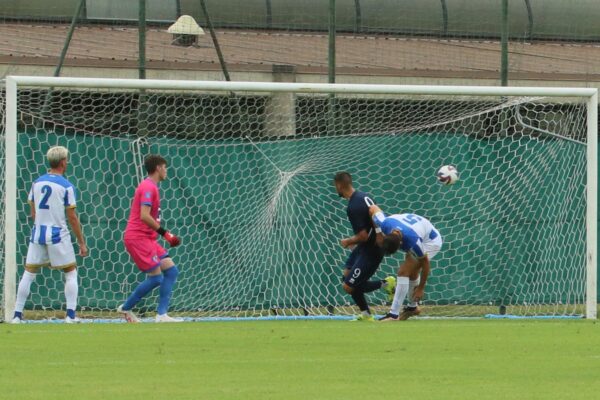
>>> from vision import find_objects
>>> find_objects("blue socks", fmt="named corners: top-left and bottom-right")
top-left (157, 266), bottom-right (179, 315)
top-left (122, 274), bottom-right (163, 311)
top-left (66, 309), bottom-right (76, 319)
top-left (122, 266), bottom-right (179, 314)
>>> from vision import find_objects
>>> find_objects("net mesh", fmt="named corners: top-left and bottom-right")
top-left (1, 83), bottom-right (589, 319)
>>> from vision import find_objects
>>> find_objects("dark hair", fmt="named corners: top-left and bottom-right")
top-left (334, 171), bottom-right (352, 185)
top-left (145, 155), bottom-right (167, 174)
top-left (382, 233), bottom-right (402, 255)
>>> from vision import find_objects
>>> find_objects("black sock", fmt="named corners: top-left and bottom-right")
top-left (359, 280), bottom-right (384, 293)
top-left (351, 291), bottom-right (369, 312)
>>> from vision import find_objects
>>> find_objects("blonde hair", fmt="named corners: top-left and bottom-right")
top-left (47, 146), bottom-right (69, 168)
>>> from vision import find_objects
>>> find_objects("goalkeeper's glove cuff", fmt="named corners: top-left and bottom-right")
top-left (156, 227), bottom-right (167, 236)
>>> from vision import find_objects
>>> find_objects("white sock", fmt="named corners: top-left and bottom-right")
top-left (361, 310), bottom-right (371, 316)
top-left (64, 270), bottom-right (78, 311)
top-left (390, 277), bottom-right (409, 315)
top-left (15, 271), bottom-right (37, 313)
top-left (408, 278), bottom-right (420, 308)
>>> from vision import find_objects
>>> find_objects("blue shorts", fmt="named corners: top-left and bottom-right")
top-left (343, 244), bottom-right (384, 288)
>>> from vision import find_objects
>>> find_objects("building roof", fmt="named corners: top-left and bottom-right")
top-left (1, 23), bottom-right (600, 80)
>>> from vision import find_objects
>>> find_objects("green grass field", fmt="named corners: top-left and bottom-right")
top-left (1, 320), bottom-right (599, 399)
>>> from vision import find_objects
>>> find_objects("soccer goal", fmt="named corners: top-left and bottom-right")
top-left (1, 76), bottom-right (597, 321)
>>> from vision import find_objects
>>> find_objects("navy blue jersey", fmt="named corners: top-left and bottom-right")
top-left (347, 191), bottom-right (376, 245)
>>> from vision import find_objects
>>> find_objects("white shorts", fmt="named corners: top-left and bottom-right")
top-left (423, 235), bottom-right (443, 259)
top-left (25, 241), bottom-right (77, 269)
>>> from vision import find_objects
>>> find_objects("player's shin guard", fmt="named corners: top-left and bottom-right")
top-left (390, 277), bottom-right (409, 315)
top-left (14, 271), bottom-right (37, 316)
top-left (64, 270), bottom-right (78, 317)
top-left (123, 274), bottom-right (163, 311)
top-left (157, 266), bottom-right (179, 315)
top-left (350, 290), bottom-right (370, 313)
top-left (407, 278), bottom-right (420, 308)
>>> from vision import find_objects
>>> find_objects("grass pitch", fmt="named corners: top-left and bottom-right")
top-left (1, 320), bottom-right (599, 400)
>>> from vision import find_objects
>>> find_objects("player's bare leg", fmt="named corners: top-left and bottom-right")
top-left (379, 255), bottom-right (420, 321)
top-left (399, 268), bottom-right (422, 320)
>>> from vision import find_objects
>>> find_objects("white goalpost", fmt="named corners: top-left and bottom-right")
top-left (1, 76), bottom-right (597, 321)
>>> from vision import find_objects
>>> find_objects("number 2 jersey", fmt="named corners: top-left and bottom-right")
top-left (372, 212), bottom-right (441, 258)
top-left (27, 173), bottom-right (77, 245)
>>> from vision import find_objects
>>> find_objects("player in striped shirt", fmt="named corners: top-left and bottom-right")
top-left (11, 146), bottom-right (87, 323)
top-left (369, 205), bottom-right (443, 321)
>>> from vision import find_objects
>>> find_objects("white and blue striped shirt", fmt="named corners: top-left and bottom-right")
top-left (372, 212), bottom-right (440, 258)
top-left (27, 174), bottom-right (77, 245)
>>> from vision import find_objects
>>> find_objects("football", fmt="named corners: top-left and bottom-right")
top-left (437, 165), bottom-right (459, 185)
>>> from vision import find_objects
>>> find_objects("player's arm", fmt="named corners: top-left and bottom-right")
top-left (368, 205), bottom-right (386, 246)
top-left (140, 205), bottom-right (161, 230)
top-left (412, 255), bottom-right (431, 302)
top-left (369, 204), bottom-right (382, 218)
top-left (27, 187), bottom-right (36, 220)
top-left (340, 201), bottom-right (374, 248)
top-left (340, 229), bottom-right (369, 248)
top-left (140, 205), bottom-right (181, 247)
top-left (66, 207), bottom-right (88, 257)
top-left (341, 194), bottom-right (380, 248)
top-left (28, 201), bottom-right (35, 220)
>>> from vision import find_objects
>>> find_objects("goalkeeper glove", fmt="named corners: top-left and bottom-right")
top-left (156, 227), bottom-right (181, 247)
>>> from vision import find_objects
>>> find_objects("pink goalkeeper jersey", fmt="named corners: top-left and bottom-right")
top-left (124, 178), bottom-right (160, 240)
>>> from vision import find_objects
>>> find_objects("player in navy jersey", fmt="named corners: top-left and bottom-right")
top-left (369, 205), bottom-right (443, 321)
top-left (334, 172), bottom-right (395, 321)
top-left (11, 146), bottom-right (87, 324)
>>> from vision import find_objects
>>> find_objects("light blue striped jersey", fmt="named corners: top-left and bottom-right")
top-left (372, 212), bottom-right (440, 258)
top-left (27, 173), bottom-right (77, 245)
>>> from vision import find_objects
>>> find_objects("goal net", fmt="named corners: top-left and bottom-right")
top-left (1, 77), bottom-right (597, 320)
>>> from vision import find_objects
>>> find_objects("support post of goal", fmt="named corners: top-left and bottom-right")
top-left (586, 91), bottom-right (598, 320)
top-left (3, 77), bottom-right (18, 322)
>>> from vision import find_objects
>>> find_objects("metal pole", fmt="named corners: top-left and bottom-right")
top-left (3, 77), bottom-right (18, 322)
top-left (440, 0), bottom-right (448, 36)
top-left (176, 0), bottom-right (182, 18)
top-left (200, 0), bottom-right (231, 81)
top-left (12, 77), bottom-right (598, 98)
top-left (500, 0), bottom-right (509, 86)
top-left (328, 0), bottom-right (336, 85)
top-left (139, 0), bottom-right (146, 79)
top-left (524, 0), bottom-right (533, 41)
top-left (354, 0), bottom-right (361, 34)
top-left (54, 0), bottom-right (85, 77)
top-left (328, 0), bottom-right (336, 134)
top-left (585, 91), bottom-right (598, 319)
top-left (266, 0), bottom-right (273, 28)
top-left (39, 0), bottom-right (85, 127)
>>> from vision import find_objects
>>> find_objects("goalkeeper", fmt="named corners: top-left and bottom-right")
top-left (118, 155), bottom-right (183, 323)
top-left (369, 205), bottom-right (443, 321)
